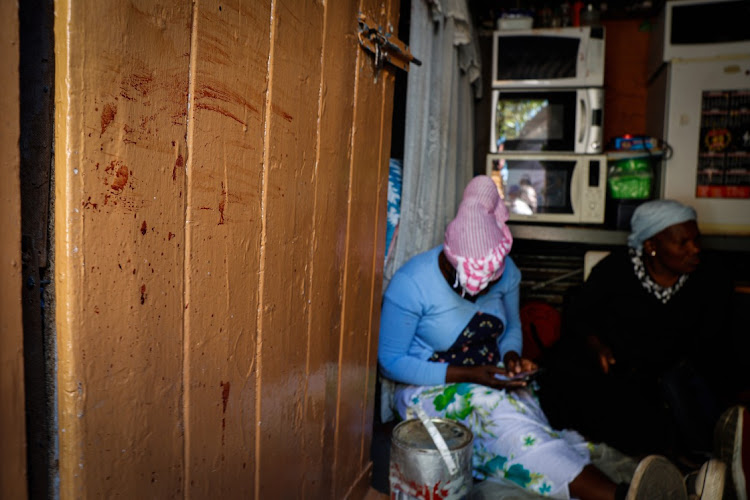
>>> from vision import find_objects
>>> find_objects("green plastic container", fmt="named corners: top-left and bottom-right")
top-left (607, 157), bottom-right (654, 200)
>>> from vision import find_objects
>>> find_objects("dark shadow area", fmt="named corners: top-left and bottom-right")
top-left (20, 0), bottom-right (56, 498)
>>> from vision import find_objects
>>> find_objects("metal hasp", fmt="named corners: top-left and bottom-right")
top-left (357, 13), bottom-right (421, 72)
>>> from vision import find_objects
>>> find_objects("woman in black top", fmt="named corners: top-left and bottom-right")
top-left (540, 200), bottom-right (736, 461)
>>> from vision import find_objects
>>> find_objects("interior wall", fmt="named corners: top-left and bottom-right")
top-left (601, 18), bottom-right (652, 143)
top-left (53, 1), bottom-right (396, 498)
top-left (0, 1), bottom-right (28, 498)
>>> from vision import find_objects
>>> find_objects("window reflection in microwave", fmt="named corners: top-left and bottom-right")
top-left (495, 99), bottom-right (565, 151)
top-left (491, 159), bottom-right (574, 215)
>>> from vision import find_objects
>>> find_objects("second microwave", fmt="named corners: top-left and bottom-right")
top-left (490, 88), bottom-right (604, 154)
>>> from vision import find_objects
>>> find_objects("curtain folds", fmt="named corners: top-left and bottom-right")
top-left (384, 0), bottom-right (482, 286)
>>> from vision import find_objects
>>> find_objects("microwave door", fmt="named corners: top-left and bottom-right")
top-left (503, 158), bottom-right (577, 219)
top-left (492, 91), bottom-right (577, 152)
top-left (492, 27), bottom-right (605, 88)
top-left (494, 33), bottom-right (581, 87)
top-left (488, 154), bottom-right (607, 223)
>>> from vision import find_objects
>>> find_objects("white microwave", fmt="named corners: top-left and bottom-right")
top-left (648, 0), bottom-right (750, 76)
top-left (491, 26), bottom-right (606, 88)
top-left (490, 88), bottom-right (603, 154)
top-left (486, 153), bottom-right (607, 224)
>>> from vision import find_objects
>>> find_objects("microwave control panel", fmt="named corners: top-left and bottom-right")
top-left (581, 159), bottom-right (606, 223)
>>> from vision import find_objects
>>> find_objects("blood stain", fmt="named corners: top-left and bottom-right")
top-left (220, 381), bottom-right (231, 444)
top-left (221, 381), bottom-right (230, 414)
top-left (110, 163), bottom-right (129, 192)
top-left (218, 182), bottom-right (226, 225)
top-left (101, 103), bottom-right (116, 134)
top-left (173, 154), bottom-right (183, 181)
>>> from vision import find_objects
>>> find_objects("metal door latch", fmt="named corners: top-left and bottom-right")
top-left (357, 13), bottom-right (421, 72)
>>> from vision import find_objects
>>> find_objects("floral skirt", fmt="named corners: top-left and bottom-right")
top-left (394, 383), bottom-right (592, 499)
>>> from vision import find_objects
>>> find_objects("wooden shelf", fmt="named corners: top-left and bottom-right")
top-left (509, 223), bottom-right (627, 246)
top-left (606, 150), bottom-right (665, 161)
top-left (509, 223), bottom-right (750, 252)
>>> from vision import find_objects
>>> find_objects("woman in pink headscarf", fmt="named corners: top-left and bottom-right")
top-left (378, 176), bottom-right (692, 499)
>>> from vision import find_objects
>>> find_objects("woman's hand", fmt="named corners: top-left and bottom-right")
top-left (586, 335), bottom-right (616, 374)
top-left (503, 351), bottom-right (537, 376)
top-left (446, 360), bottom-right (538, 391)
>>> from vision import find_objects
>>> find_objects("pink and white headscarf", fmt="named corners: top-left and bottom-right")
top-left (443, 175), bottom-right (513, 296)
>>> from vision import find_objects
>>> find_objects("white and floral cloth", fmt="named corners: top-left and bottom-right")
top-left (395, 383), bottom-right (592, 499)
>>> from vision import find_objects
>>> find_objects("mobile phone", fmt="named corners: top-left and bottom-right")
top-left (494, 369), bottom-right (542, 383)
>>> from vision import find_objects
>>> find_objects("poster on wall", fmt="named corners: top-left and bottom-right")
top-left (696, 89), bottom-right (750, 199)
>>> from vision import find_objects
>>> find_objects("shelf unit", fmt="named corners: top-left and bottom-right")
top-left (509, 222), bottom-right (750, 252)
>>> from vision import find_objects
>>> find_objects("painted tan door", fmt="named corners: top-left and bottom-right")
top-left (0, 1), bottom-right (27, 498)
top-left (54, 0), bottom-right (398, 498)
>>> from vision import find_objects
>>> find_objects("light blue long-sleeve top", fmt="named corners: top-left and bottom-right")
top-left (378, 245), bottom-right (523, 386)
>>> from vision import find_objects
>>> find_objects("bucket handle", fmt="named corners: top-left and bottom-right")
top-left (407, 403), bottom-right (460, 477)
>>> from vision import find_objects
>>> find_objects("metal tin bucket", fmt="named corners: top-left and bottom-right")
top-left (389, 418), bottom-right (473, 500)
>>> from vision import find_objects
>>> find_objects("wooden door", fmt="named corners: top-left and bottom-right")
top-left (1, 1), bottom-right (27, 498)
top-left (53, 0), bottom-right (398, 498)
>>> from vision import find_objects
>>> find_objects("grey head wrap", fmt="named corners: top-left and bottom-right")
top-left (627, 199), bottom-right (697, 250)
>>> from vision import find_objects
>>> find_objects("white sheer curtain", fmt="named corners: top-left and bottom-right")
top-left (384, 0), bottom-right (482, 285)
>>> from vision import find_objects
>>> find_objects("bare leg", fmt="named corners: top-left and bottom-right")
top-left (568, 464), bottom-right (617, 500)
